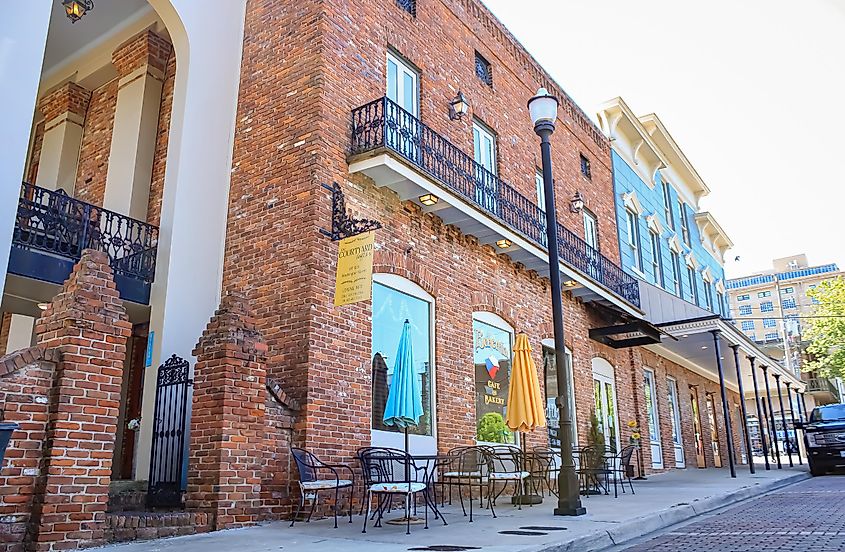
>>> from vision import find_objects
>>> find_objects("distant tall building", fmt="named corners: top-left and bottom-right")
top-left (727, 254), bottom-right (844, 406)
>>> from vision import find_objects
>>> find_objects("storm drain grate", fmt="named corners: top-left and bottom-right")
top-left (408, 547), bottom-right (481, 551)
top-left (519, 526), bottom-right (568, 531)
top-left (498, 530), bottom-right (547, 536)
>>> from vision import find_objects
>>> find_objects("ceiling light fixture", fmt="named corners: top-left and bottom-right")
top-left (495, 238), bottom-right (512, 249)
top-left (418, 193), bottom-right (439, 206)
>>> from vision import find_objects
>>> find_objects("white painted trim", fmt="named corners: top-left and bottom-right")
top-left (643, 367), bottom-right (663, 469)
top-left (621, 191), bottom-right (645, 215)
top-left (591, 357), bottom-right (621, 453)
top-left (646, 213), bottom-right (664, 235)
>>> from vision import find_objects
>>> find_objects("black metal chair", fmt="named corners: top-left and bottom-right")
top-left (289, 447), bottom-right (354, 528)
top-left (440, 446), bottom-right (488, 522)
top-left (575, 445), bottom-right (611, 496)
top-left (359, 449), bottom-right (443, 534)
top-left (482, 445), bottom-right (530, 515)
top-left (356, 446), bottom-right (406, 515)
top-left (530, 445), bottom-right (558, 497)
top-left (608, 445), bottom-right (636, 497)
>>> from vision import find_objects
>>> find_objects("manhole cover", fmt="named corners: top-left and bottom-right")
top-left (408, 547), bottom-right (481, 551)
top-left (498, 530), bottom-right (547, 536)
top-left (519, 526), bottom-right (567, 531)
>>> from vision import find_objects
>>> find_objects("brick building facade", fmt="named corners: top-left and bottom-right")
top-left (0, 0), bottom-right (805, 549)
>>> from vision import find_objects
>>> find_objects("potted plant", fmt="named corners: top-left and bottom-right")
top-left (627, 419), bottom-right (645, 479)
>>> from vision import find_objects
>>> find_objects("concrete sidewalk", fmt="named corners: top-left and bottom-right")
top-left (97, 465), bottom-right (809, 552)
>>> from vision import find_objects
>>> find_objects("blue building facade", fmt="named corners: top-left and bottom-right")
top-left (599, 98), bottom-right (733, 318)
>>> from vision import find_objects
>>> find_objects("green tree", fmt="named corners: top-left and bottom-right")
top-left (804, 277), bottom-right (845, 377)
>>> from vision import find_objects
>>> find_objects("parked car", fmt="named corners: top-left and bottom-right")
top-left (796, 403), bottom-right (845, 476)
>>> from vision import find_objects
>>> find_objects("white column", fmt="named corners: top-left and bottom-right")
top-left (3, 314), bottom-right (36, 354)
top-left (35, 109), bottom-right (86, 194)
top-left (103, 33), bottom-right (170, 220)
top-left (134, 0), bottom-right (248, 481)
top-left (0, 2), bottom-right (53, 300)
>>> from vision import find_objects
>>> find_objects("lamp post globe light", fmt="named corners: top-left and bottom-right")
top-left (528, 88), bottom-right (586, 516)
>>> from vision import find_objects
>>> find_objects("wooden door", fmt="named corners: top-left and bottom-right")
top-left (690, 387), bottom-right (706, 468)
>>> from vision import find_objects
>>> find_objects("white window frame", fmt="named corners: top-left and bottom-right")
top-left (371, 273), bottom-right (437, 456)
top-left (472, 120), bottom-right (497, 176)
top-left (649, 230), bottom-right (663, 287)
top-left (667, 376), bottom-right (685, 467)
top-left (625, 209), bottom-right (643, 272)
top-left (535, 170), bottom-right (545, 212)
top-left (643, 368), bottom-right (663, 469)
top-left (671, 250), bottom-right (682, 297)
top-left (386, 51), bottom-right (419, 117)
top-left (583, 210), bottom-right (599, 250)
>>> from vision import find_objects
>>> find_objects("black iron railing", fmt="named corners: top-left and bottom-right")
top-left (350, 97), bottom-right (640, 308)
top-left (14, 182), bottom-right (158, 283)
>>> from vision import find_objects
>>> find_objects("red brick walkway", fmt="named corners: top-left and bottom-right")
top-left (624, 475), bottom-right (845, 551)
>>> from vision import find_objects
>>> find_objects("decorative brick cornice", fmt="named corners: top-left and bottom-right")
top-left (373, 250), bottom-right (438, 297)
top-left (112, 30), bottom-right (172, 83)
top-left (0, 346), bottom-right (60, 377)
top-left (37, 82), bottom-right (91, 124)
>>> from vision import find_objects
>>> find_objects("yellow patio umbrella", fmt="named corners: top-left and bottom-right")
top-left (506, 333), bottom-right (546, 433)
top-left (505, 332), bottom-right (546, 505)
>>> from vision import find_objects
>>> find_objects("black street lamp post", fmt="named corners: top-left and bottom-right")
top-left (528, 87), bottom-right (585, 517)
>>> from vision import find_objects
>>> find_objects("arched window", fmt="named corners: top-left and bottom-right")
top-left (472, 312), bottom-right (514, 444)
top-left (371, 274), bottom-right (435, 452)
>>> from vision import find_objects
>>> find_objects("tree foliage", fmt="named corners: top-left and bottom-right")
top-left (804, 277), bottom-right (845, 377)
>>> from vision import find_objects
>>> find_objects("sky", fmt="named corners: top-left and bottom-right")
top-left (482, 0), bottom-right (845, 278)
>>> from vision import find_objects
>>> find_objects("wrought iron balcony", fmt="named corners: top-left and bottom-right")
top-left (807, 377), bottom-right (840, 403)
top-left (10, 182), bottom-right (158, 304)
top-left (350, 97), bottom-right (640, 308)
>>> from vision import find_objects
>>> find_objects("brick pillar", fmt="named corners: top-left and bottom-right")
top-left (186, 293), bottom-right (267, 530)
top-left (104, 30), bottom-right (172, 220)
top-left (35, 82), bottom-right (91, 193)
top-left (29, 249), bottom-right (131, 551)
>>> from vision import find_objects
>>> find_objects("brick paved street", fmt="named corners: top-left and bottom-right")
top-left (623, 475), bottom-right (845, 551)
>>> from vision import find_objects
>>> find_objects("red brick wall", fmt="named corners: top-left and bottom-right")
top-left (636, 348), bottom-right (744, 473)
top-left (74, 80), bottom-right (118, 206)
top-left (218, 0), bottom-right (634, 519)
top-left (0, 348), bottom-right (59, 552)
top-left (0, 313), bottom-right (11, 355)
top-left (37, 83), bottom-right (90, 124)
top-left (26, 122), bottom-right (45, 184)
top-left (147, 53), bottom-right (176, 227)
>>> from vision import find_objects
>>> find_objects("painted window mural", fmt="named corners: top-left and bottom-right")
top-left (473, 317), bottom-right (514, 444)
top-left (371, 281), bottom-right (432, 436)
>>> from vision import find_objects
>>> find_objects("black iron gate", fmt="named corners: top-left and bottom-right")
top-left (146, 354), bottom-right (192, 509)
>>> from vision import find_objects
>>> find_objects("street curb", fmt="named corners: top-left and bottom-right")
top-left (530, 471), bottom-right (810, 552)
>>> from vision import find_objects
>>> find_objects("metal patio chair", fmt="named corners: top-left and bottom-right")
top-left (360, 449), bottom-right (443, 534)
top-left (289, 447), bottom-right (354, 528)
top-left (483, 445), bottom-right (530, 516)
top-left (440, 446), bottom-right (488, 521)
top-left (608, 445), bottom-right (636, 497)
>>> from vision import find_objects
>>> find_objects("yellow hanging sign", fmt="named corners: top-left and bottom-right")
top-left (334, 231), bottom-right (376, 306)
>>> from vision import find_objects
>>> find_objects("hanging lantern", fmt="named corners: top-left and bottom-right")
top-left (63, 0), bottom-right (94, 23)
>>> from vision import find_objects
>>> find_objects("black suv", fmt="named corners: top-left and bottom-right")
top-left (798, 403), bottom-right (845, 476)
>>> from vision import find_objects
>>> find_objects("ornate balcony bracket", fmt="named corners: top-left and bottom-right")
top-left (320, 182), bottom-right (381, 241)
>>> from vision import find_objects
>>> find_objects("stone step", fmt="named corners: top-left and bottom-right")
top-left (105, 511), bottom-right (210, 543)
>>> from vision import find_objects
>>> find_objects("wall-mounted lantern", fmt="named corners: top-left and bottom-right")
top-left (569, 191), bottom-right (585, 214)
top-left (63, 0), bottom-right (94, 23)
top-left (449, 91), bottom-right (470, 121)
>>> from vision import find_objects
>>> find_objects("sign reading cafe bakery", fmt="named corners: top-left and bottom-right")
top-left (334, 231), bottom-right (376, 306)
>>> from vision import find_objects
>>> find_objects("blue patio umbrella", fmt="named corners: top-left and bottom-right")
top-left (383, 319), bottom-right (423, 478)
